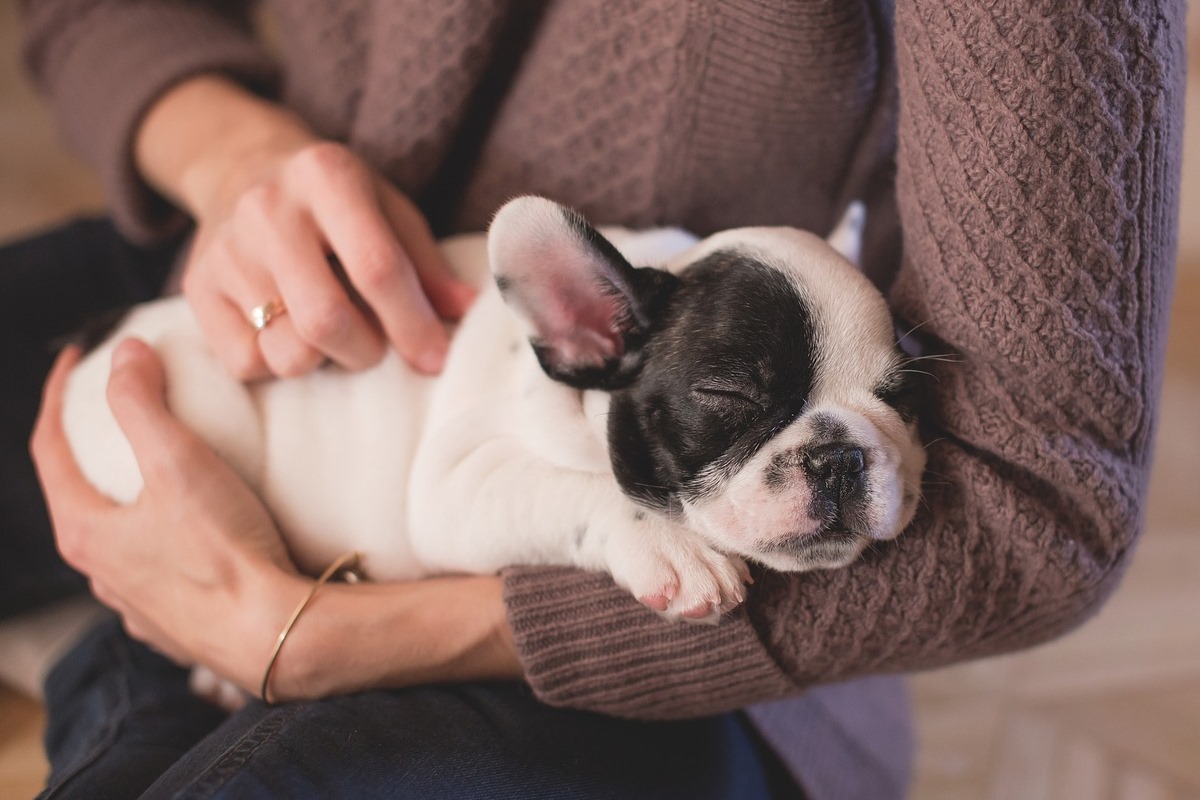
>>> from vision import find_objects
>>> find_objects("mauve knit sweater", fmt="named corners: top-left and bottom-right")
top-left (21, 1), bottom-right (1186, 798)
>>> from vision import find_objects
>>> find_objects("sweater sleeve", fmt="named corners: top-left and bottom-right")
top-left (501, 0), bottom-right (1187, 720)
top-left (21, 0), bottom-right (279, 244)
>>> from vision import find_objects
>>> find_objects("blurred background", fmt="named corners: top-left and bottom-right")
top-left (0, 1), bottom-right (1196, 797)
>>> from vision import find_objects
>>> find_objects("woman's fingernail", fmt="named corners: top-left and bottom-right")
top-left (417, 347), bottom-right (446, 374)
top-left (111, 341), bottom-right (138, 370)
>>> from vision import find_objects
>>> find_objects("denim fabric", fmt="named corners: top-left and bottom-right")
top-left (0, 218), bottom-right (180, 618)
top-left (42, 620), bottom-right (804, 799)
top-left (38, 621), bottom-right (228, 800)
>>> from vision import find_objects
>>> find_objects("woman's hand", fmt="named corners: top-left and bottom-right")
top-left (31, 341), bottom-right (306, 690)
top-left (31, 342), bottom-right (522, 698)
top-left (136, 76), bottom-right (476, 380)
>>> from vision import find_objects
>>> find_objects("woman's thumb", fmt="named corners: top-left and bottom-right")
top-left (106, 338), bottom-right (181, 470)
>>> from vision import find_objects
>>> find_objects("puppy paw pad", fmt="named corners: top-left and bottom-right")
top-left (639, 593), bottom-right (672, 612)
top-left (680, 601), bottom-right (718, 619)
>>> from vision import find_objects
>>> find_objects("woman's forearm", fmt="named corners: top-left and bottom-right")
top-left (262, 570), bottom-right (523, 702)
top-left (133, 74), bottom-right (316, 221)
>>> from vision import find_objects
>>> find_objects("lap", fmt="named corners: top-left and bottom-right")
top-left (20, 219), bottom-right (804, 800)
top-left (42, 621), bottom-right (802, 800)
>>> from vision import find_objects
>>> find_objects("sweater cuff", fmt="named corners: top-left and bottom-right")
top-left (49, 5), bottom-right (279, 245)
top-left (502, 566), bottom-right (797, 719)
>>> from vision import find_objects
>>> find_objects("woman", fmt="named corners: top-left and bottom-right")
top-left (9, 0), bottom-right (1186, 797)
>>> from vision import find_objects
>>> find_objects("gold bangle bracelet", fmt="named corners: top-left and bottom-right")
top-left (261, 550), bottom-right (362, 705)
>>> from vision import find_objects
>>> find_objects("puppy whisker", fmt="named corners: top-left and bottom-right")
top-left (904, 353), bottom-right (963, 365)
top-left (896, 368), bottom-right (939, 383)
top-left (897, 318), bottom-right (935, 340)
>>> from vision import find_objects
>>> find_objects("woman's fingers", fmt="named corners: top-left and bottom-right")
top-left (30, 347), bottom-right (108, 514)
top-left (29, 345), bottom-right (79, 473)
top-left (375, 180), bottom-right (477, 321)
top-left (305, 148), bottom-right (449, 374)
top-left (104, 339), bottom-right (222, 488)
top-left (254, 217), bottom-right (385, 372)
top-left (29, 347), bottom-right (118, 570)
top-left (184, 139), bottom-right (475, 378)
top-left (216, 200), bottom-right (329, 377)
top-left (182, 246), bottom-right (270, 381)
top-left (104, 339), bottom-right (171, 443)
top-left (254, 314), bottom-right (327, 377)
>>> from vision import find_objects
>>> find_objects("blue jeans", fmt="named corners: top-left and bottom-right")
top-left (40, 620), bottom-right (804, 799)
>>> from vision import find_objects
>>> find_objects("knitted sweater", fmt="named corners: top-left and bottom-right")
top-left (21, 1), bottom-right (1186, 797)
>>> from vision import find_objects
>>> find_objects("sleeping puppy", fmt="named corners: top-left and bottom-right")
top-left (61, 197), bottom-right (925, 631)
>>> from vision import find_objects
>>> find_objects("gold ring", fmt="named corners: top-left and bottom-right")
top-left (249, 297), bottom-right (287, 332)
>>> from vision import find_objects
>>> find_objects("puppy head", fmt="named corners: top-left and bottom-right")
top-left (489, 196), bottom-right (925, 572)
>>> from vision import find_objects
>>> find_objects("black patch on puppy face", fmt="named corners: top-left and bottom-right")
top-left (607, 250), bottom-right (817, 509)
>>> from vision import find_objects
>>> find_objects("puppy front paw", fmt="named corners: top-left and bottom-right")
top-left (606, 521), bottom-right (750, 624)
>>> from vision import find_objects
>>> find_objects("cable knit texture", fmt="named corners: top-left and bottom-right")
top-left (21, 1), bottom-right (1186, 797)
top-left (21, 0), bottom-right (278, 242)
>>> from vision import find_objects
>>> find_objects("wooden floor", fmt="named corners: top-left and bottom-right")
top-left (1, 1), bottom-right (1198, 797)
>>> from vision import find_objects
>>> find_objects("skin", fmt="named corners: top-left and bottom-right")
top-left (31, 342), bottom-right (523, 700)
top-left (136, 75), bottom-right (477, 379)
top-left (32, 75), bottom-right (523, 699)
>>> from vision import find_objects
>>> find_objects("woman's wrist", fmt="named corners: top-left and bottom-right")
top-left (134, 74), bottom-right (317, 222)
top-left (263, 574), bottom-right (523, 702)
top-left (223, 556), bottom-right (312, 695)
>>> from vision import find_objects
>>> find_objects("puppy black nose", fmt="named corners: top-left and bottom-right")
top-left (804, 444), bottom-right (865, 480)
top-left (803, 443), bottom-right (865, 508)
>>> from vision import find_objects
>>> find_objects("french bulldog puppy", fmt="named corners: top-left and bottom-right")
top-left (62, 197), bottom-right (925, 630)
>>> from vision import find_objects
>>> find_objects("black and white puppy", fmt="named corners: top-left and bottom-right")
top-left (62, 197), bottom-right (924, 626)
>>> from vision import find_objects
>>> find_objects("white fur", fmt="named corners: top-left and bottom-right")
top-left (62, 223), bottom-right (750, 621)
top-left (61, 199), bottom-right (918, 630)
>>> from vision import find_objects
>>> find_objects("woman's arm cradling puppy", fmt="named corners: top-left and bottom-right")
top-left (31, 342), bottom-right (521, 700)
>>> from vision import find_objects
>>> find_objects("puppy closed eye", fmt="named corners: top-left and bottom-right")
top-left (690, 384), bottom-right (763, 417)
top-left (874, 370), bottom-right (922, 423)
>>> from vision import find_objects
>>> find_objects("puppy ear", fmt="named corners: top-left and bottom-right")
top-left (488, 196), bottom-right (675, 389)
